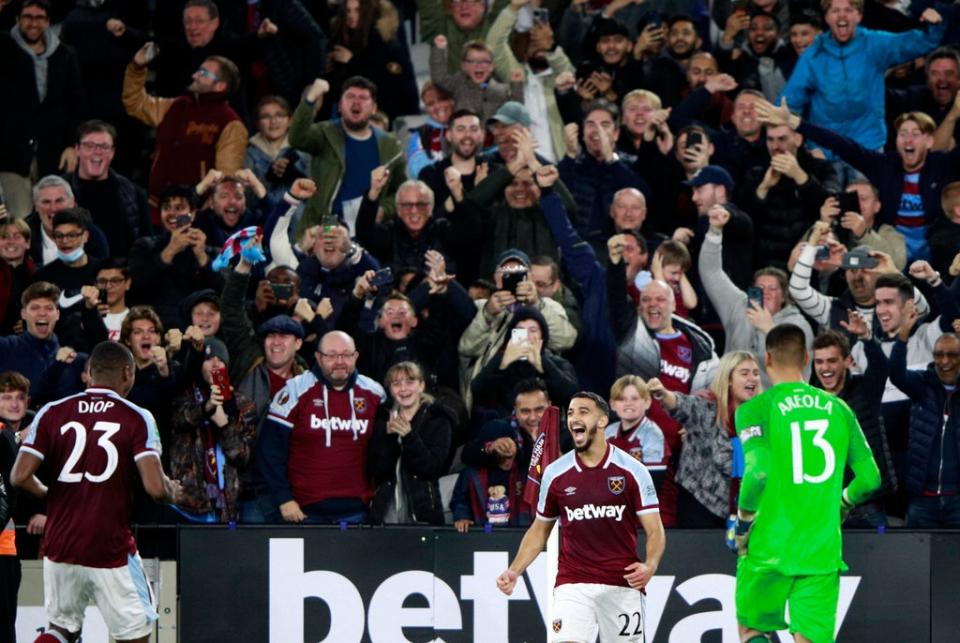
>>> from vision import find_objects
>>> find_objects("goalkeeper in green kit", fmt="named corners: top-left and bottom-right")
top-left (733, 324), bottom-right (880, 643)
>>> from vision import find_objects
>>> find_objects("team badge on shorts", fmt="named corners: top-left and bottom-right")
top-left (354, 397), bottom-right (367, 413)
top-left (552, 619), bottom-right (562, 633)
top-left (608, 476), bottom-right (625, 495)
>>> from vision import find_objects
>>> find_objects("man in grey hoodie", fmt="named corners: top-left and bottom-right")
top-left (0, 0), bottom-right (85, 218)
top-left (699, 203), bottom-right (813, 385)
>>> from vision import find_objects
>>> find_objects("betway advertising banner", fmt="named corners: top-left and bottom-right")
top-left (179, 528), bottom-right (955, 642)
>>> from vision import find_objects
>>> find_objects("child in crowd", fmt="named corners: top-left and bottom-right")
top-left (406, 81), bottom-right (456, 179)
top-left (651, 240), bottom-right (697, 318)
top-left (605, 375), bottom-right (668, 491)
top-left (430, 37), bottom-right (523, 126)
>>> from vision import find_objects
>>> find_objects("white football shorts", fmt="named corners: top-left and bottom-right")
top-left (551, 582), bottom-right (647, 643)
top-left (44, 553), bottom-right (158, 640)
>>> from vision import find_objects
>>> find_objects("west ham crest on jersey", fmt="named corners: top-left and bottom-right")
top-left (608, 476), bottom-right (626, 495)
top-left (353, 397), bottom-right (367, 413)
top-left (552, 619), bottom-right (562, 633)
top-left (678, 346), bottom-right (693, 362)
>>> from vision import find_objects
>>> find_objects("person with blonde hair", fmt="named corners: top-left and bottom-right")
top-left (648, 350), bottom-right (761, 528)
top-left (368, 361), bottom-right (455, 524)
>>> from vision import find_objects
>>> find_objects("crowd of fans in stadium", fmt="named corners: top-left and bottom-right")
top-left (2, 0), bottom-right (960, 624)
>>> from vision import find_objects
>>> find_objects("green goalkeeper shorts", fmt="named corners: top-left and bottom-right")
top-left (736, 556), bottom-right (840, 643)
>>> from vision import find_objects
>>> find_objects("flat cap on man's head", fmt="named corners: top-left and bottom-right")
top-left (489, 101), bottom-right (531, 128)
top-left (257, 314), bottom-right (305, 339)
top-left (683, 165), bottom-right (735, 193)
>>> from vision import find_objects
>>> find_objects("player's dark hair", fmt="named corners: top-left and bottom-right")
top-left (765, 323), bottom-right (807, 368)
top-left (570, 391), bottom-right (610, 418)
top-left (875, 273), bottom-right (913, 302)
top-left (88, 341), bottom-right (134, 385)
top-left (512, 378), bottom-right (549, 402)
top-left (813, 329), bottom-right (851, 359)
top-left (0, 371), bottom-right (30, 395)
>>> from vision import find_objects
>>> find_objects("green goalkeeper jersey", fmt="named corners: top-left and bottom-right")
top-left (735, 381), bottom-right (879, 576)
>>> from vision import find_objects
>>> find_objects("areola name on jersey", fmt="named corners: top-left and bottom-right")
top-left (777, 392), bottom-right (835, 416)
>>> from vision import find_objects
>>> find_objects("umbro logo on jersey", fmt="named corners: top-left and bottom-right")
top-left (608, 476), bottom-right (625, 495)
top-left (564, 486), bottom-right (577, 496)
top-left (565, 504), bottom-right (625, 522)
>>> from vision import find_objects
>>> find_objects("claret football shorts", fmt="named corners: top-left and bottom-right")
top-left (552, 582), bottom-right (646, 642)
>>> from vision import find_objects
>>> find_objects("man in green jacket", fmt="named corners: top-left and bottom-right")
top-left (289, 76), bottom-right (405, 239)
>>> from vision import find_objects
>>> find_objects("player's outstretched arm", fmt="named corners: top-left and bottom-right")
top-left (624, 512), bottom-right (665, 590)
top-left (497, 518), bottom-right (554, 595)
top-left (136, 455), bottom-right (182, 505)
top-left (10, 451), bottom-right (47, 499)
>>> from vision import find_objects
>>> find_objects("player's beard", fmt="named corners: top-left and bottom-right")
top-left (573, 423), bottom-right (598, 453)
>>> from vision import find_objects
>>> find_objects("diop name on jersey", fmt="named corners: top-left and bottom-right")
top-left (564, 503), bottom-right (625, 522)
top-left (308, 415), bottom-right (369, 433)
top-left (77, 400), bottom-right (115, 413)
top-left (777, 393), bottom-right (833, 416)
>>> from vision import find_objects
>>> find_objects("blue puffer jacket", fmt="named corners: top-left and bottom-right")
top-left (781, 23), bottom-right (943, 150)
top-left (887, 340), bottom-right (960, 496)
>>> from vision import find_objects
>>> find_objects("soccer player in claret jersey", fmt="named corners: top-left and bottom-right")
top-left (10, 342), bottom-right (182, 643)
top-left (497, 391), bottom-right (665, 643)
top-left (733, 324), bottom-right (880, 643)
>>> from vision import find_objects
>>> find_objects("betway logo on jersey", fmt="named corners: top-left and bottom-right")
top-left (659, 360), bottom-right (691, 383)
top-left (308, 415), bottom-right (369, 433)
top-left (564, 503), bottom-right (625, 522)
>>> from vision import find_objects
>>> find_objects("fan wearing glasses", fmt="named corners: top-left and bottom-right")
top-left (33, 208), bottom-right (103, 296)
top-left (123, 41), bottom-right (247, 226)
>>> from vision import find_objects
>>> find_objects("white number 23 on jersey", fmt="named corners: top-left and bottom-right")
top-left (58, 421), bottom-right (121, 483)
